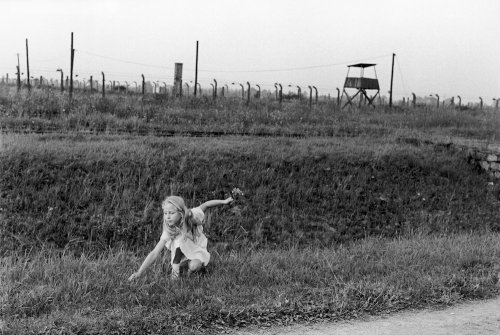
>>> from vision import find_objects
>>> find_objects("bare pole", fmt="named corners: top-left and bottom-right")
top-left (389, 53), bottom-right (395, 108)
top-left (278, 83), bottom-right (283, 105)
top-left (70, 32), bottom-right (74, 98)
top-left (308, 86), bottom-right (312, 108)
top-left (26, 39), bottom-right (30, 91)
top-left (239, 83), bottom-right (244, 99)
top-left (56, 69), bottom-right (64, 92)
top-left (194, 41), bottom-right (199, 97)
top-left (101, 72), bottom-right (105, 98)
top-left (16, 53), bottom-right (21, 92)
top-left (247, 81), bottom-right (250, 104)
top-left (141, 74), bottom-right (145, 95)
top-left (163, 82), bottom-right (167, 96)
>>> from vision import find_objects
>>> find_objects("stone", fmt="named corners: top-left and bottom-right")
top-left (486, 154), bottom-right (498, 162)
top-left (487, 144), bottom-right (500, 152)
top-left (490, 162), bottom-right (500, 171)
top-left (480, 161), bottom-right (490, 170)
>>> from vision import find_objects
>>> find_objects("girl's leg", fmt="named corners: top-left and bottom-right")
top-left (171, 248), bottom-right (185, 279)
top-left (187, 259), bottom-right (203, 275)
top-left (173, 247), bottom-right (184, 263)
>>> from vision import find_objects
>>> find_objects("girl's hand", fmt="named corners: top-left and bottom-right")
top-left (231, 188), bottom-right (244, 199)
top-left (128, 272), bottom-right (140, 281)
top-left (224, 197), bottom-right (234, 205)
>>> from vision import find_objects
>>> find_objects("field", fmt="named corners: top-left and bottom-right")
top-left (1, 86), bottom-right (500, 334)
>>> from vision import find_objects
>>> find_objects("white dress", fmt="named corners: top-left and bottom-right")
top-left (160, 207), bottom-right (210, 266)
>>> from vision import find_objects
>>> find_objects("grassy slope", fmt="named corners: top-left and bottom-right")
top-left (1, 87), bottom-right (499, 139)
top-left (1, 133), bottom-right (499, 252)
top-left (2, 234), bottom-right (499, 334)
top-left (1, 132), bottom-right (500, 334)
top-left (1, 90), bottom-right (500, 334)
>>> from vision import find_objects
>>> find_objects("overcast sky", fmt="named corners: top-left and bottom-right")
top-left (2, 0), bottom-right (499, 103)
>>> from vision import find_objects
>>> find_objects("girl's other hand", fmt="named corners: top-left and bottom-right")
top-left (224, 197), bottom-right (234, 205)
top-left (128, 272), bottom-right (140, 281)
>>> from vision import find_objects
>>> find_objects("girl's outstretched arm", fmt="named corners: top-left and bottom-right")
top-left (128, 239), bottom-right (165, 281)
top-left (199, 197), bottom-right (233, 212)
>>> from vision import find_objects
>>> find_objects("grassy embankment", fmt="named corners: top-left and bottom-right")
top-left (1, 86), bottom-right (498, 140)
top-left (1, 88), bottom-right (500, 334)
top-left (2, 233), bottom-right (500, 334)
top-left (1, 131), bottom-right (500, 334)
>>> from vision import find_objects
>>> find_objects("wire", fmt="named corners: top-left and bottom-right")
top-left (32, 56), bottom-right (67, 63)
top-left (76, 48), bottom-right (391, 74)
top-left (76, 49), bottom-right (173, 70)
top-left (395, 55), bottom-right (409, 95)
top-left (198, 54), bottom-right (392, 73)
top-left (4, 49), bottom-right (396, 94)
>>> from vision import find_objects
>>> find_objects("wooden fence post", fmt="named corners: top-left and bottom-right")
top-left (141, 74), bottom-right (145, 95)
top-left (101, 72), bottom-right (105, 98)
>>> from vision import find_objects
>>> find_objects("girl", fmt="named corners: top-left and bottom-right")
top-left (128, 195), bottom-right (233, 280)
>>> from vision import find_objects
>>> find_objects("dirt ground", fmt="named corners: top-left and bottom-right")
top-left (231, 296), bottom-right (500, 335)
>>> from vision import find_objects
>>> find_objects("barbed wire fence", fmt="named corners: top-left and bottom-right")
top-left (0, 34), bottom-right (496, 110)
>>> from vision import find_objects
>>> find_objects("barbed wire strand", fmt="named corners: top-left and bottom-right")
top-left (395, 55), bottom-right (409, 96)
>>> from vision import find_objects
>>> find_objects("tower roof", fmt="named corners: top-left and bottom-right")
top-left (347, 63), bottom-right (377, 68)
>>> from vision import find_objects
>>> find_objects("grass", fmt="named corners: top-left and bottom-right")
top-left (1, 85), bottom-right (500, 334)
top-left (1, 85), bottom-right (499, 140)
top-left (1, 133), bottom-right (499, 252)
top-left (2, 233), bottom-right (499, 334)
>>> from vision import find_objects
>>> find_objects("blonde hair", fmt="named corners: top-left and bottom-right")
top-left (161, 195), bottom-right (199, 240)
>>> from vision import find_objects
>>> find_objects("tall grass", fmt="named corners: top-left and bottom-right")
top-left (1, 133), bottom-right (499, 253)
top-left (2, 86), bottom-right (500, 334)
top-left (1, 86), bottom-right (499, 140)
top-left (2, 233), bottom-right (499, 334)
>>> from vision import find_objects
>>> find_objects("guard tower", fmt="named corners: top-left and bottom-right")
top-left (340, 63), bottom-right (381, 109)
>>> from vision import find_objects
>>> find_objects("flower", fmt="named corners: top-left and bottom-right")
top-left (231, 187), bottom-right (244, 199)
